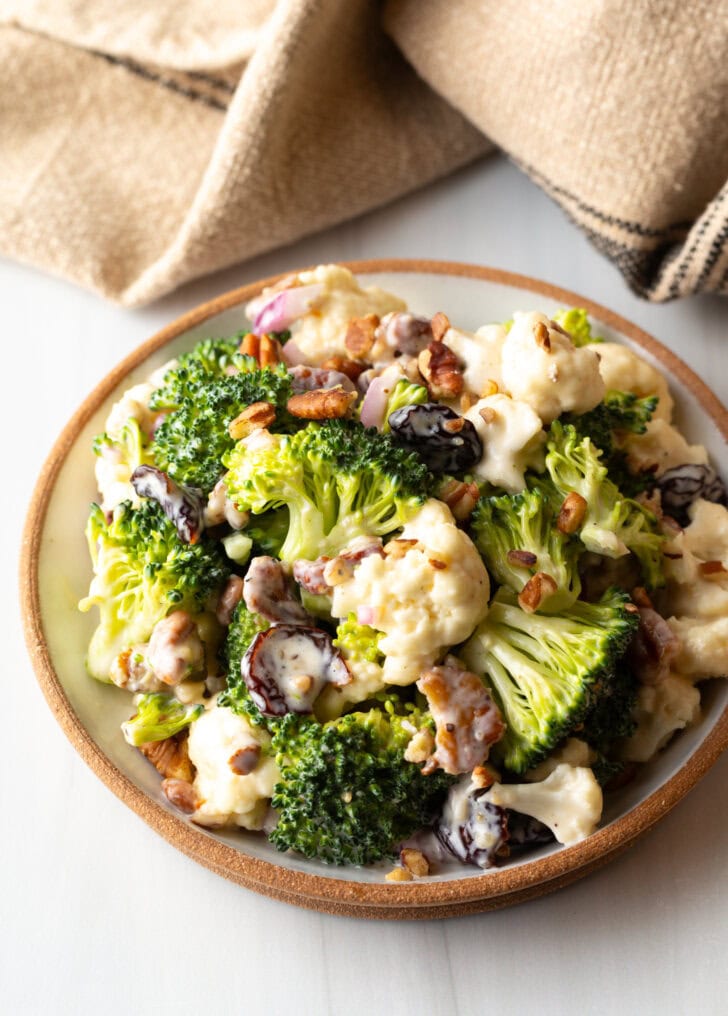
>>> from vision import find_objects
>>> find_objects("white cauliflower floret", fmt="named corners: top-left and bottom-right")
top-left (95, 359), bottom-right (176, 510)
top-left (440, 324), bottom-right (506, 397)
top-left (618, 673), bottom-right (700, 762)
top-left (315, 656), bottom-right (386, 720)
top-left (596, 342), bottom-right (673, 421)
top-left (187, 704), bottom-right (279, 829)
top-left (500, 311), bottom-right (605, 424)
top-left (487, 765), bottom-right (603, 846)
top-left (662, 501), bottom-right (728, 678)
top-left (464, 394), bottom-right (545, 492)
top-left (330, 500), bottom-right (490, 685)
top-left (624, 419), bottom-right (707, 477)
top-left (278, 265), bottom-right (405, 365)
top-left (524, 738), bottom-right (597, 782)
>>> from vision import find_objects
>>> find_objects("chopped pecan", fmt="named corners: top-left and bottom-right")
top-left (480, 379), bottom-right (499, 398)
top-left (533, 320), bottom-right (552, 351)
top-left (628, 606), bottom-right (679, 684)
top-left (631, 586), bottom-right (653, 609)
top-left (385, 867), bottom-right (413, 883)
top-left (430, 311), bottom-right (451, 343)
top-left (439, 479), bottom-right (480, 521)
top-left (557, 492), bottom-right (588, 534)
top-left (471, 764), bottom-right (499, 790)
top-left (699, 560), bottom-right (728, 580)
top-left (479, 406), bottom-right (497, 425)
top-left (228, 401), bottom-right (276, 440)
top-left (383, 538), bottom-right (419, 559)
top-left (239, 333), bottom-right (283, 367)
top-left (400, 848), bottom-right (430, 877)
top-left (287, 387), bottom-right (357, 420)
top-left (216, 575), bottom-right (244, 626)
top-left (460, 392), bottom-right (477, 412)
top-left (161, 777), bottom-right (199, 814)
top-left (320, 355), bottom-right (367, 381)
top-left (344, 314), bottom-right (379, 359)
top-left (507, 549), bottom-right (538, 568)
top-left (418, 341), bottom-right (464, 399)
top-left (139, 734), bottom-right (194, 782)
top-left (518, 572), bottom-right (558, 612)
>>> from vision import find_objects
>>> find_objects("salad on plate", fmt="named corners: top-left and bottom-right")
top-left (79, 265), bottom-right (728, 880)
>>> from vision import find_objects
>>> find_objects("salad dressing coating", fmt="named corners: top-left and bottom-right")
top-left (80, 264), bottom-right (728, 871)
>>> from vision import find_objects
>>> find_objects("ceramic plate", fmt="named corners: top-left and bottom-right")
top-left (21, 260), bottom-right (728, 919)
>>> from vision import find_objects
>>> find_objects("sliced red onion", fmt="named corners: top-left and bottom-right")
top-left (246, 283), bottom-right (325, 333)
top-left (356, 605), bottom-right (376, 626)
top-left (359, 376), bottom-right (390, 430)
top-left (281, 339), bottom-right (308, 366)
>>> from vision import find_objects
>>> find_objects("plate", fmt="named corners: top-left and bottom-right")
top-left (21, 259), bottom-right (728, 919)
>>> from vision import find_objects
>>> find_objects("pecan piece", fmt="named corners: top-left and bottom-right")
top-left (533, 320), bottom-right (552, 351)
top-left (344, 314), bottom-right (379, 359)
top-left (699, 560), bottom-right (728, 580)
top-left (320, 355), bottom-right (367, 381)
top-left (400, 848), bottom-right (430, 877)
top-left (228, 401), bottom-right (276, 440)
top-left (518, 572), bottom-right (558, 612)
top-left (430, 311), bottom-right (451, 343)
top-left (418, 340), bottom-right (464, 399)
top-left (139, 734), bottom-right (194, 782)
top-left (162, 777), bottom-right (199, 814)
top-left (557, 492), bottom-right (588, 534)
top-left (239, 332), bottom-right (283, 367)
top-left (228, 744), bottom-right (261, 775)
top-left (439, 479), bottom-right (480, 522)
top-left (507, 549), bottom-right (538, 568)
top-left (287, 387), bottom-right (357, 420)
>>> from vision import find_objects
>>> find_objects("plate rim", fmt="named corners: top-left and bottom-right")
top-left (20, 258), bottom-right (728, 918)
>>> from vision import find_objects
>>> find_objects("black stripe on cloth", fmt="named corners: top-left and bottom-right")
top-left (90, 50), bottom-right (230, 112)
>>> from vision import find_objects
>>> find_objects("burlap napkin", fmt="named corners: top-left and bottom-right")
top-left (1, 0), bottom-right (726, 305)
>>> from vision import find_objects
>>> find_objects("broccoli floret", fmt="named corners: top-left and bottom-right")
top-left (552, 308), bottom-right (601, 347)
top-left (564, 390), bottom-right (658, 497)
top-left (223, 419), bottom-right (432, 562)
top-left (149, 335), bottom-right (256, 412)
top-left (121, 692), bottom-right (203, 746)
top-left (544, 421), bottom-right (664, 587)
top-left (333, 614), bottom-right (384, 665)
top-left (382, 378), bottom-right (428, 432)
top-left (461, 588), bottom-right (639, 774)
top-left (152, 362), bottom-right (295, 493)
top-left (218, 600), bottom-right (270, 726)
top-left (578, 663), bottom-right (638, 754)
top-left (269, 699), bottom-right (454, 865)
top-left (244, 507), bottom-right (290, 557)
top-left (471, 487), bottom-right (581, 612)
top-left (79, 500), bottom-right (229, 682)
top-left (93, 418), bottom-right (155, 479)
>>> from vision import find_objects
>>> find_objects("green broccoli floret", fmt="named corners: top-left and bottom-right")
top-left (471, 487), bottom-right (582, 612)
top-left (461, 587), bottom-right (638, 774)
top-left (223, 419), bottom-right (432, 562)
top-left (93, 418), bottom-right (154, 478)
top-left (152, 363), bottom-right (295, 493)
top-left (578, 663), bottom-right (638, 754)
top-left (382, 378), bottom-right (428, 432)
top-left (79, 500), bottom-right (229, 682)
top-left (218, 600), bottom-right (270, 726)
top-left (244, 507), bottom-right (290, 557)
top-left (333, 614), bottom-right (384, 665)
top-left (552, 308), bottom-right (601, 347)
top-left (544, 421), bottom-right (664, 587)
top-left (121, 693), bottom-right (203, 746)
top-left (269, 699), bottom-right (454, 865)
top-left (149, 335), bottom-right (256, 412)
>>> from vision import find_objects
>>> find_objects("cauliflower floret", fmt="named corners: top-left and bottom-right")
top-left (95, 359), bottom-right (176, 510)
top-left (463, 394), bottom-right (545, 492)
top-left (487, 764), bottom-right (603, 846)
top-left (280, 265), bottom-right (405, 365)
top-left (524, 738), bottom-right (597, 782)
top-left (315, 656), bottom-right (386, 720)
top-left (440, 324), bottom-right (506, 397)
top-left (624, 419), bottom-right (708, 477)
top-left (596, 342), bottom-right (673, 421)
top-left (501, 312), bottom-right (605, 424)
top-left (330, 500), bottom-right (490, 685)
top-left (187, 704), bottom-right (279, 829)
top-left (668, 617), bottom-right (728, 678)
top-left (617, 673), bottom-right (700, 762)
top-left (682, 499), bottom-right (728, 562)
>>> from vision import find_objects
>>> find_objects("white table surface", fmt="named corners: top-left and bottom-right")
top-left (4, 155), bottom-right (728, 1016)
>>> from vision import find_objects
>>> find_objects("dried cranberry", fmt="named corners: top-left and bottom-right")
top-left (388, 403), bottom-right (482, 474)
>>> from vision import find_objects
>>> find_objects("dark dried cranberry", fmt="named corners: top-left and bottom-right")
top-left (377, 312), bottom-right (433, 356)
top-left (656, 463), bottom-right (727, 525)
top-left (243, 556), bottom-right (312, 625)
top-left (288, 365), bottom-right (356, 394)
top-left (131, 465), bottom-right (204, 544)
top-left (506, 811), bottom-right (554, 849)
top-left (388, 403), bottom-right (482, 474)
top-left (242, 624), bottom-right (350, 716)
top-left (435, 781), bottom-right (508, 868)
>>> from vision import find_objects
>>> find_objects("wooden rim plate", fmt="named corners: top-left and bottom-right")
top-left (20, 260), bottom-right (728, 919)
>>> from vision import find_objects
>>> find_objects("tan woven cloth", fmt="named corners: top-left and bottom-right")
top-left (1, 0), bottom-right (726, 305)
